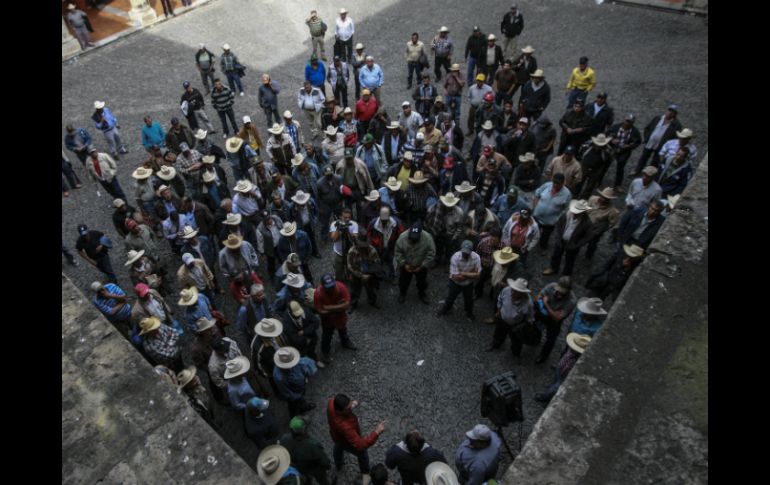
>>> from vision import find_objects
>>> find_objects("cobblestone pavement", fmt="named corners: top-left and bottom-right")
top-left (62, 0), bottom-right (707, 480)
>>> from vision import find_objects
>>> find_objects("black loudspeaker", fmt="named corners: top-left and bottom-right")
top-left (481, 371), bottom-right (524, 427)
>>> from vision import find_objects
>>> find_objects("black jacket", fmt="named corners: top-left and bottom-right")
top-left (465, 33), bottom-right (487, 59)
top-left (554, 213), bottom-right (595, 251)
top-left (501, 11), bottom-right (524, 38)
top-left (617, 207), bottom-right (665, 249)
top-left (502, 131), bottom-right (536, 165)
top-left (281, 311), bottom-right (320, 350)
top-left (607, 123), bottom-right (642, 153)
top-left (512, 54), bottom-right (538, 85)
top-left (244, 410), bottom-right (279, 451)
top-left (385, 441), bottom-right (447, 485)
top-left (584, 102), bottom-right (615, 136)
top-left (181, 88), bottom-right (205, 113)
top-left (477, 45), bottom-right (504, 71)
top-left (195, 48), bottom-right (216, 70)
top-left (519, 80), bottom-right (551, 115)
top-left (382, 131), bottom-right (407, 165)
top-left (512, 163), bottom-right (540, 192)
top-left (642, 115), bottom-right (682, 152)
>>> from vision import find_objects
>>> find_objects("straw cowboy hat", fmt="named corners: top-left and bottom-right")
top-left (641, 166), bottom-right (659, 177)
top-left (450, 63), bottom-right (460, 71)
top-left (591, 133), bottom-right (611, 146)
top-left (425, 461), bottom-right (460, 485)
top-left (255, 318), bottom-right (284, 338)
top-left (480, 120), bottom-right (494, 130)
top-left (289, 301), bottom-right (305, 318)
top-left (156, 166), bottom-right (176, 181)
top-left (224, 355), bottom-right (251, 379)
top-left (569, 199), bottom-right (592, 214)
top-left (493, 247), bottom-right (519, 265)
top-left (454, 181), bottom-right (476, 193)
top-left (180, 225), bottom-right (199, 239)
top-left (202, 155), bottom-right (216, 165)
top-left (94, 100), bottom-right (105, 109)
top-left (274, 346), bottom-right (301, 369)
top-left (177, 287), bottom-right (199, 306)
top-left (676, 128), bottom-right (694, 138)
top-left (384, 176), bottom-right (402, 191)
top-left (355, 42), bottom-right (364, 50)
top-left (623, 244), bottom-right (645, 258)
top-left (223, 212), bottom-right (243, 226)
top-left (139, 317), bottom-right (161, 335)
top-left (131, 167), bottom-right (153, 180)
top-left (267, 123), bottom-right (284, 135)
top-left (196, 316), bottom-right (216, 333)
top-left (283, 110), bottom-right (293, 119)
top-left (364, 190), bottom-right (380, 202)
top-left (176, 366), bottom-right (197, 389)
top-left (518, 152), bottom-right (537, 164)
top-left (566, 333), bottom-right (592, 354)
top-left (507, 278), bottom-right (531, 293)
top-left (439, 192), bottom-right (461, 207)
top-left (257, 445), bottom-right (292, 485)
top-left (226, 136), bottom-right (244, 153)
top-left (155, 184), bottom-right (170, 197)
top-left (595, 187), bottom-right (616, 199)
top-left (530, 69), bottom-right (544, 78)
top-left (282, 272), bottom-right (306, 289)
top-left (577, 297), bottom-right (608, 315)
top-left (223, 233), bottom-right (244, 249)
top-left (124, 249), bottom-right (145, 267)
top-left (202, 171), bottom-right (217, 183)
top-left (234, 179), bottom-right (254, 193)
top-left (194, 129), bottom-right (208, 140)
top-left (325, 125), bottom-right (339, 136)
top-left (280, 221), bottom-right (297, 237)
top-left (521, 45), bottom-right (535, 54)
top-left (409, 171), bottom-right (429, 184)
top-left (291, 153), bottom-right (306, 167)
top-left (291, 191), bottom-right (311, 205)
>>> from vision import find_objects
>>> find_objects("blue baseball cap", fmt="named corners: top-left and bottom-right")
top-left (78, 224), bottom-right (88, 235)
top-left (321, 273), bottom-right (336, 289)
top-left (667, 104), bottom-right (680, 113)
top-left (564, 145), bottom-right (575, 154)
top-left (183, 81), bottom-right (190, 88)
top-left (246, 397), bottom-right (269, 412)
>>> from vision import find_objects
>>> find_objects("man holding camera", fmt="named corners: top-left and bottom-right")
top-left (330, 207), bottom-right (359, 280)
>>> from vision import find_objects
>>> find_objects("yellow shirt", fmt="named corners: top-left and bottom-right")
top-left (397, 165), bottom-right (412, 191)
top-left (566, 67), bottom-right (596, 92)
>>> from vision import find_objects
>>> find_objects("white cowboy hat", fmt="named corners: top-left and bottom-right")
top-left (488, 34), bottom-right (497, 41)
top-left (291, 153), bottom-right (306, 167)
top-left (196, 316), bottom-right (216, 333)
top-left (384, 177), bottom-right (402, 191)
top-left (226, 136), bottom-right (244, 153)
top-left (388, 121), bottom-right (401, 130)
top-left (194, 129), bottom-right (208, 140)
top-left (131, 167), bottom-right (153, 180)
top-left (521, 45), bottom-right (535, 54)
top-left (518, 152), bottom-right (537, 163)
top-left (283, 110), bottom-right (293, 118)
top-left (282, 272), bottom-right (306, 289)
top-left (507, 278), bottom-right (531, 293)
top-left (180, 225), bottom-right (199, 239)
top-left (439, 192), bottom-right (460, 207)
top-left (268, 123), bottom-right (284, 135)
top-left (255, 318), bottom-right (284, 338)
top-left (202, 171), bottom-right (217, 183)
top-left (641, 166), bottom-right (659, 177)
top-left (667, 194), bottom-right (681, 209)
top-left (364, 190), bottom-right (380, 202)
top-left (273, 346), bottom-right (301, 369)
top-left (595, 187), bottom-right (616, 199)
top-left (676, 128), bottom-right (694, 138)
top-left (569, 199), bottom-right (592, 214)
top-left (223, 212), bottom-right (243, 226)
top-left (280, 221), bottom-right (297, 237)
top-left (481, 120), bottom-right (494, 130)
top-left (408, 170), bottom-right (428, 184)
top-left (289, 301), bottom-right (305, 318)
top-left (566, 333), bottom-right (592, 354)
top-left (450, 63), bottom-right (461, 71)
top-left (339, 8), bottom-right (348, 14)
top-left (155, 184), bottom-right (170, 196)
top-left (93, 100), bottom-right (105, 109)
top-left (233, 179), bottom-right (254, 193)
top-left (222, 43), bottom-right (231, 50)
top-left (439, 26), bottom-right (449, 32)
top-left (124, 249), bottom-right (145, 266)
top-left (139, 317), bottom-right (161, 335)
top-left (156, 166), bottom-right (176, 181)
top-left (291, 191), bottom-right (310, 205)
top-left (176, 366), bottom-right (197, 389)
top-left (223, 233), bottom-right (244, 249)
top-left (493, 247), bottom-right (519, 265)
top-left (202, 155), bottom-right (215, 165)
top-left (577, 297), bottom-right (608, 315)
top-left (591, 134), bottom-right (611, 146)
top-left (68, 4), bottom-right (76, 10)
top-left (257, 445), bottom-right (291, 485)
top-left (530, 69), bottom-right (544, 78)
top-left (454, 181), bottom-right (476, 193)
top-left (224, 355), bottom-right (251, 379)
top-left (355, 42), bottom-right (364, 50)
top-left (403, 151), bottom-right (415, 161)
top-left (623, 244), bottom-right (645, 258)
top-left (325, 125), bottom-right (339, 136)
top-left (425, 461), bottom-right (460, 485)
top-left (177, 287), bottom-right (199, 306)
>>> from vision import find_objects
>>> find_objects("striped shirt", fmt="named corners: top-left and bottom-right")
top-left (211, 86), bottom-right (235, 111)
top-left (92, 284), bottom-right (132, 320)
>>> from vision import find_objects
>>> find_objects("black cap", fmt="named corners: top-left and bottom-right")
top-left (564, 145), bottom-right (575, 154)
top-left (596, 92), bottom-right (607, 99)
top-left (408, 224), bottom-right (422, 240)
top-left (519, 208), bottom-right (531, 219)
top-left (78, 224), bottom-right (88, 235)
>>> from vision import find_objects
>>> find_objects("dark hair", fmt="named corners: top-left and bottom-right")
top-left (405, 431), bottom-right (425, 453)
top-left (552, 173), bottom-right (566, 184)
top-left (213, 78), bottom-right (221, 83)
top-left (650, 200), bottom-right (664, 210)
top-left (412, 32), bottom-right (419, 37)
top-left (370, 464), bottom-right (389, 485)
top-left (579, 56), bottom-right (589, 64)
top-left (333, 394), bottom-right (350, 411)
top-left (341, 207), bottom-right (353, 215)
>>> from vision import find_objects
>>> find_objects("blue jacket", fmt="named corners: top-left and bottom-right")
top-left (492, 194), bottom-right (529, 224)
top-left (617, 207), bottom-right (665, 249)
top-left (272, 283), bottom-right (313, 314)
top-left (272, 357), bottom-right (317, 402)
top-left (93, 107), bottom-right (119, 132)
top-left (141, 122), bottom-right (166, 150)
top-left (568, 310), bottom-right (606, 336)
top-left (276, 229), bottom-right (313, 262)
top-left (64, 128), bottom-right (93, 152)
top-left (305, 62), bottom-right (327, 87)
top-left (359, 64), bottom-right (384, 89)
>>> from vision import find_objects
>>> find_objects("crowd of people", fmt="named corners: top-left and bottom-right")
top-left (63, 4), bottom-right (699, 484)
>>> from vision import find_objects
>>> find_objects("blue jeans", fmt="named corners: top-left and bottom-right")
top-left (445, 95), bottom-right (462, 122)
top-left (466, 56), bottom-right (477, 86)
top-left (226, 72), bottom-right (244, 93)
top-left (566, 88), bottom-right (587, 109)
top-left (541, 367), bottom-right (563, 401)
top-left (100, 178), bottom-right (127, 201)
top-left (333, 442), bottom-right (370, 473)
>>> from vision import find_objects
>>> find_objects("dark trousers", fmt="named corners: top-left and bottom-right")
top-left (159, 0), bottom-right (175, 16)
top-left (549, 239), bottom-right (580, 276)
top-left (333, 442), bottom-right (370, 473)
top-left (217, 108), bottom-right (239, 136)
top-left (335, 38), bottom-right (354, 62)
top-left (226, 72), bottom-right (244, 93)
top-left (95, 255), bottom-right (117, 283)
top-left (475, 266), bottom-right (493, 297)
top-left (353, 69), bottom-right (361, 99)
top-left (434, 237), bottom-right (457, 265)
top-left (439, 280), bottom-right (475, 316)
top-left (288, 397), bottom-right (312, 418)
top-left (407, 62), bottom-right (423, 87)
top-left (299, 335), bottom-right (319, 361)
top-left (333, 83), bottom-right (349, 108)
top-left (100, 178), bottom-right (127, 201)
top-left (434, 56), bottom-right (451, 81)
top-left (350, 276), bottom-right (378, 305)
top-left (538, 224), bottom-right (555, 249)
top-left (72, 149), bottom-right (89, 166)
top-left (398, 267), bottom-right (428, 297)
top-left (62, 159), bottom-right (81, 190)
top-left (635, 147), bottom-right (661, 173)
top-left (321, 325), bottom-right (351, 355)
top-left (585, 231), bottom-right (605, 259)
top-left (263, 107), bottom-right (281, 128)
top-left (536, 312), bottom-right (564, 361)
top-left (301, 262), bottom-right (314, 285)
top-left (577, 166), bottom-right (605, 200)
top-left (613, 150), bottom-right (634, 187)
top-left (62, 243), bottom-right (76, 265)
top-left (492, 316), bottom-right (523, 357)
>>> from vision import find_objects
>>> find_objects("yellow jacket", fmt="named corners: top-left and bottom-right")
top-left (566, 67), bottom-right (596, 92)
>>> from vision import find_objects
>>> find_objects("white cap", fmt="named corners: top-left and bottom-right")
top-left (222, 43), bottom-right (230, 50)
top-left (199, 43), bottom-right (205, 49)
top-left (182, 253), bottom-right (195, 265)
top-left (439, 26), bottom-right (449, 33)
top-left (416, 132), bottom-right (425, 140)
top-left (488, 34), bottom-right (497, 41)
top-left (243, 115), bottom-right (252, 124)
top-left (402, 101), bottom-right (411, 107)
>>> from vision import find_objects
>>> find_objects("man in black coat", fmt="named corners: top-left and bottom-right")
top-left (500, 3), bottom-right (524, 61)
top-left (607, 114), bottom-right (642, 191)
top-left (385, 431), bottom-right (447, 485)
top-left (512, 45), bottom-right (537, 92)
top-left (584, 92), bottom-right (614, 136)
top-left (634, 104), bottom-right (683, 174)
top-left (519, 69), bottom-right (550, 121)
top-left (558, 100), bottom-right (593, 155)
top-left (464, 27), bottom-right (486, 86)
top-left (542, 200), bottom-right (595, 277)
top-left (382, 122), bottom-right (407, 166)
top-left (616, 201), bottom-right (665, 249)
top-left (477, 34), bottom-right (504, 83)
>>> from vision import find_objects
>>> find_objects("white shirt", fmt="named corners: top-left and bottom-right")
top-left (562, 212), bottom-right (579, 241)
top-left (335, 17), bottom-right (355, 41)
top-left (645, 115), bottom-right (672, 149)
top-left (329, 220), bottom-right (359, 256)
top-left (449, 251), bottom-right (482, 287)
top-left (144, 297), bottom-right (166, 320)
top-left (625, 178), bottom-right (662, 209)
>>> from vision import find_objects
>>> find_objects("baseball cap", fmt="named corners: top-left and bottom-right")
top-left (483, 92), bottom-right (494, 102)
top-left (182, 253), bottom-right (195, 265)
top-left (90, 281), bottom-right (104, 292)
top-left (518, 117), bottom-right (529, 124)
top-left (364, 133), bottom-right (374, 143)
top-left (408, 224), bottom-right (422, 240)
top-left (321, 273), bottom-right (336, 289)
top-left (519, 208), bottom-right (531, 219)
top-left (473, 26), bottom-right (480, 31)
top-left (179, 142), bottom-right (190, 151)
top-left (287, 253), bottom-right (301, 265)
top-left (171, 117), bottom-right (180, 125)
top-left (564, 145), bottom-right (575, 154)
top-left (482, 145), bottom-right (493, 156)
top-left (667, 104), bottom-right (680, 112)
top-left (344, 147), bottom-right (355, 158)
top-left (466, 424), bottom-right (492, 441)
top-left (125, 219), bottom-right (138, 231)
top-left (246, 397), bottom-right (270, 412)
top-left (324, 165), bottom-right (334, 175)
top-left (415, 132), bottom-right (425, 141)
top-left (78, 224), bottom-right (88, 235)
top-left (624, 113), bottom-right (635, 122)
top-left (289, 416), bottom-right (307, 433)
top-left (134, 283), bottom-right (150, 298)
top-left (182, 81), bottom-right (190, 88)
top-left (507, 186), bottom-right (519, 197)
top-left (596, 92), bottom-right (607, 99)
top-left (461, 240), bottom-right (474, 254)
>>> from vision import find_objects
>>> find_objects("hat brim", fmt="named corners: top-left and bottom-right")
top-left (226, 139), bottom-right (244, 153)
top-left (274, 347), bottom-right (301, 369)
top-left (409, 177), bottom-right (428, 184)
top-left (255, 319), bottom-right (284, 338)
top-left (493, 251), bottom-right (519, 265)
top-left (291, 195), bottom-right (310, 205)
top-left (596, 189), bottom-right (617, 199)
top-left (139, 319), bottom-right (162, 335)
top-left (455, 185), bottom-right (476, 193)
top-left (132, 170), bottom-right (152, 180)
top-left (157, 169), bottom-right (176, 181)
top-left (591, 137), bottom-right (611, 146)
top-left (177, 287), bottom-right (200, 306)
top-left (577, 298), bottom-right (608, 315)
top-left (507, 279), bottom-right (531, 293)
top-left (425, 462), bottom-right (459, 485)
top-left (224, 357), bottom-right (251, 379)
top-left (124, 250), bottom-right (145, 266)
top-left (182, 229), bottom-right (200, 240)
top-left (257, 445), bottom-right (291, 484)
top-left (196, 318), bottom-right (216, 333)
top-left (566, 333), bottom-right (591, 354)
top-left (440, 197), bottom-right (459, 207)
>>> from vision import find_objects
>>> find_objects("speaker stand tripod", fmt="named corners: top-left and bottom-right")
top-left (496, 422), bottom-right (524, 459)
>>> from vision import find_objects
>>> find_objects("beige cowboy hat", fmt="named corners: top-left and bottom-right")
top-left (224, 355), bottom-right (251, 379)
top-left (177, 286), bottom-right (199, 306)
top-left (591, 134), bottom-right (611, 146)
top-left (180, 225), bottom-right (199, 239)
top-left (641, 166), bottom-right (659, 177)
top-left (364, 190), bottom-right (380, 202)
top-left (355, 42), bottom-right (364, 50)
top-left (480, 120), bottom-right (494, 130)
top-left (595, 187), bottom-right (616, 199)
top-left (388, 121), bottom-right (401, 130)
top-left (155, 184), bottom-right (170, 196)
top-left (493, 247), bottom-right (519, 265)
top-left (93, 100), bottom-right (105, 109)
top-left (577, 297), bottom-right (608, 315)
top-left (226, 136), bottom-right (244, 153)
top-left (113, 198), bottom-right (126, 208)
top-left (384, 176), bottom-right (402, 191)
top-left (518, 152), bottom-right (537, 164)
top-left (280, 221), bottom-right (298, 237)
top-left (569, 199), bottom-right (592, 214)
top-left (623, 244), bottom-right (645, 259)
top-left (291, 190), bottom-right (311, 205)
top-left (291, 153), bottom-right (306, 167)
top-left (283, 110), bottom-right (293, 119)
top-left (139, 317), bottom-right (161, 335)
top-left (425, 461), bottom-right (460, 485)
top-left (454, 181), bottom-right (476, 193)
top-left (156, 166), bottom-right (176, 181)
top-left (409, 170), bottom-right (429, 184)
top-left (274, 346), bottom-right (301, 369)
top-left (566, 333), bottom-right (592, 354)
top-left (257, 445), bottom-right (292, 485)
top-left (289, 301), bottom-right (305, 319)
top-left (233, 179), bottom-right (254, 193)
top-left (507, 277), bottom-right (531, 293)
top-left (282, 272), bottom-right (306, 289)
top-left (176, 366), bottom-right (197, 389)
top-left (439, 192), bottom-right (460, 207)
top-left (194, 129), bottom-right (208, 140)
top-left (255, 318), bottom-right (284, 338)
top-left (530, 69), bottom-right (544, 78)
top-left (667, 194), bottom-right (681, 209)
top-left (325, 125), bottom-right (339, 136)
top-left (124, 249), bottom-right (145, 266)
top-left (196, 316), bottom-right (216, 333)
top-left (268, 123), bottom-right (284, 135)
top-left (521, 45), bottom-right (535, 54)
top-left (223, 212), bottom-right (243, 226)
top-left (223, 233), bottom-right (244, 249)
top-left (339, 7), bottom-right (348, 14)
top-left (450, 63), bottom-right (460, 71)
top-left (202, 171), bottom-right (217, 183)
top-left (131, 167), bottom-right (153, 180)
top-left (676, 128), bottom-right (694, 138)
top-left (202, 155), bottom-right (216, 164)
top-left (403, 151), bottom-right (415, 161)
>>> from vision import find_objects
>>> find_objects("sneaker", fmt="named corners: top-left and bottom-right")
top-left (542, 268), bottom-right (555, 276)
top-left (68, 259), bottom-right (79, 267)
top-left (119, 148), bottom-right (129, 154)
top-left (240, 92), bottom-right (245, 96)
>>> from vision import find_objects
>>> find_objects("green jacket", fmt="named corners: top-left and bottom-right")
top-left (279, 433), bottom-right (331, 474)
top-left (394, 231), bottom-right (436, 269)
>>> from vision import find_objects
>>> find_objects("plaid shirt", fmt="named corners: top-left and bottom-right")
top-left (476, 235), bottom-right (502, 268)
top-left (175, 149), bottom-right (203, 177)
top-left (142, 324), bottom-right (181, 366)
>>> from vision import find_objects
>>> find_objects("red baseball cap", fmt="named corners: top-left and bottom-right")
top-left (484, 93), bottom-right (494, 102)
top-left (134, 283), bottom-right (150, 297)
top-left (442, 155), bottom-right (455, 169)
top-left (339, 185), bottom-right (352, 197)
top-left (482, 145), bottom-right (493, 156)
top-left (125, 219), bottom-right (138, 230)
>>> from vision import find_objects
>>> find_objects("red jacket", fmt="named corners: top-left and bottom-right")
top-left (327, 398), bottom-right (379, 451)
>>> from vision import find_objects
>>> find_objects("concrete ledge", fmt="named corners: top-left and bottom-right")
top-left (62, 274), bottom-right (257, 484)
top-left (503, 154), bottom-right (708, 484)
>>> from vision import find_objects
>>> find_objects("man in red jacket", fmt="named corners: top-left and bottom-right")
top-left (327, 393), bottom-right (386, 482)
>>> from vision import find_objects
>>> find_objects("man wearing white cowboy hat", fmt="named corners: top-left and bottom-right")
top-left (154, 164), bottom-right (187, 200)
top-left (486, 277), bottom-right (535, 359)
top-left (586, 243), bottom-right (644, 301)
top-left (218, 232), bottom-right (260, 281)
top-left (431, 26), bottom-right (454, 81)
top-left (443, 63), bottom-right (465, 122)
top-left (470, 122), bottom-right (503, 163)
top-left (198, 160), bottom-right (231, 214)
top-left (289, 190), bottom-right (322, 258)
top-left (575, 132), bottom-right (614, 200)
top-left (658, 126), bottom-right (697, 167)
top-left (534, 333), bottom-right (591, 403)
top-left (298, 81), bottom-right (327, 140)
top-left (281, 110), bottom-right (304, 152)
top-left (635, 104), bottom-right (683, 175)
top-left (257, 444), bottom-right (302, 485)
top-left (383, 120), bottom-right (407, 166)
top-left (281, 299), bottom-right (322, 365)
top-left (484, 244), bottom-right (519, 307)
top-left (542, 199), bottom-right (594, 276)
top-left (273, 346), bottom-right (318, 415)
top-left (454, 424), bottom-right (501, 485)
top-left (237, 115), bottom-right (264, 155)
top-left (585, 187), bottom-right (620, 259)
top-left (533, 276), bottom-right (577, 364)
top-left (511, 151), bottom-right (541, 193)
top-left (250, 317), bottom-right (287, 377)
top-left (125, 246), bottom-right (165, 295)
top-left (265, 122), bottom-right (297, 176)
top-left (225, 133), bottom-right (257, 182)
top-left (625, 165), bottom-right (662, 211)
top-left (477, 34), bottom-right (504, 85)
top-left (276, 221), bottom-right (315, 284)
top-left (451, 180), bottom-right (482, 216)
top-left (404, 169), bottom-right (438, 224)
top-left (334, 8), bottom-right (355, 62)
top-left (569, 297), bottom-right (608, 337)
top-left (231, 179), bottom-right (263, 226)
top-left (322, 124), bottom-right (346, 167)
top-left (224, 355), bottom-right (258, 411)
top-left (139, 317), bottom-right (183, 371)
top-left (91, 100), bottom-right (128, 158)
top-left (518, 68), bottom-right (551, 121)
top-left (423, 192), bottom-right (464, 264)
top-left (512, 45), bottom-right (537, 88)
